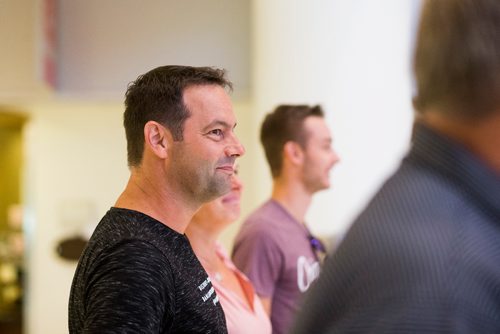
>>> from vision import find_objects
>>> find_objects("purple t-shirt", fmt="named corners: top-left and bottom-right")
top-left (232, 200), bottom-right (320, 334)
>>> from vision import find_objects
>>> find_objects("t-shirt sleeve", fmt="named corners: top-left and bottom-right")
top-left (82, 240), bottom-right (175, 333)
top-left (232, 228), bottom-right (282, 298)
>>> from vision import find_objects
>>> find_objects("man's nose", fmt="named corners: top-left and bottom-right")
top-left (331, 148), bottom-right (340, 165)
top-left (225, 133), bottom-right (245, 157)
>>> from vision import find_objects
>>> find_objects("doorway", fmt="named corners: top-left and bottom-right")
top-left (0, 110), bottom-right (27, 334)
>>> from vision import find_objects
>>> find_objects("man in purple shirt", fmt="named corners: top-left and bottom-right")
top-left (232, 105), bottom-right (340, 334)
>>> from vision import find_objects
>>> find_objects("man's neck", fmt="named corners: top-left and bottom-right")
top-left (115, 170), bottom-right (198, 234)
top-left (420, 111), bottom-right (500, 174)
top-left (271, 177), bottom-right (313, 225)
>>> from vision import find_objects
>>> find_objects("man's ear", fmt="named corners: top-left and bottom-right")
top-left (144, 121), bottom-right (171, 159)
top-left (283, 141), bottom-right (304, 166)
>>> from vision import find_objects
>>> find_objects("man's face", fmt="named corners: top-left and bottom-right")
top-left (300, 116), bottom-right (339, 193)
top-left (169, 84), bottom-right (245, 203)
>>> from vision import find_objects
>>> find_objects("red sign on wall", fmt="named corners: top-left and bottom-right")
top-left (41, 0), bottom-right (56, 88)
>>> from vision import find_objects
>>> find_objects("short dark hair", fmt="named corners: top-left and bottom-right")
top-left (124, 65), bottom-right (232, 167)
top-left (260, 105), bottom-right (324, 178)
top-left (413, 0), bottom-right (500, 119)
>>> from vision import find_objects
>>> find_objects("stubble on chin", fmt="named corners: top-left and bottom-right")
top-left (200, 173), bottom-right (232, 203)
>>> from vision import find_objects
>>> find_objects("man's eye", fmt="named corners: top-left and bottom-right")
top-left (210, 129), bottom-right (223, 136)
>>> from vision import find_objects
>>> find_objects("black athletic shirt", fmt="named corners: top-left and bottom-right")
top-left (69, 207), bottom-right (227, 333)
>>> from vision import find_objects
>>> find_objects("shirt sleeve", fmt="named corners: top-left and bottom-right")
top-left (232, 228), bottom-right (283, 298)
top-left (82, 240), bottom-right (175, 333)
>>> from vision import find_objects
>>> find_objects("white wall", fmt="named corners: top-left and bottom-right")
top-left (251, 0), bottom-right (420, 243)
top-left (311, 0), bottom-right (420, 239)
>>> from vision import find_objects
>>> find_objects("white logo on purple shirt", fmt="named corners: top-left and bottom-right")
top-left (297, 256), bottom-right (320, 292)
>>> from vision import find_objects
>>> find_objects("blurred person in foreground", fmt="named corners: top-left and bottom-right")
top-left (69, 65), bottom-right (245, 333)
top-left (232, 105), bottom-right (340, 334)
top-left (186, 170), bottom-right (272, 334)
top-left (292, 0), bottom-right (500, 333)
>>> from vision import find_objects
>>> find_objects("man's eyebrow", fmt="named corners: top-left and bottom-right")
top-left (202, 120), bottom-right (237, 132)
top-left (317, 137), bottom-right (332, 145)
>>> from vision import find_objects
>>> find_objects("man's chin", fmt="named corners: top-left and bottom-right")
top-left (204, 181), bottom-right (232, 202)
top-left (314, 181), bottom-right (331, 193)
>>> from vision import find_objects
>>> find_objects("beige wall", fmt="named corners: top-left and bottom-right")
top-left (22, 101), bottom-right (127, 333)
top-left (0, 0), bottom-right (36, 93)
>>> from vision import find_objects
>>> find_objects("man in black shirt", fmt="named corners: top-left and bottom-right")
top-left (292, 0), bottom-right (500, 333)
top-left (69, 66), bottom-right (245, 333)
